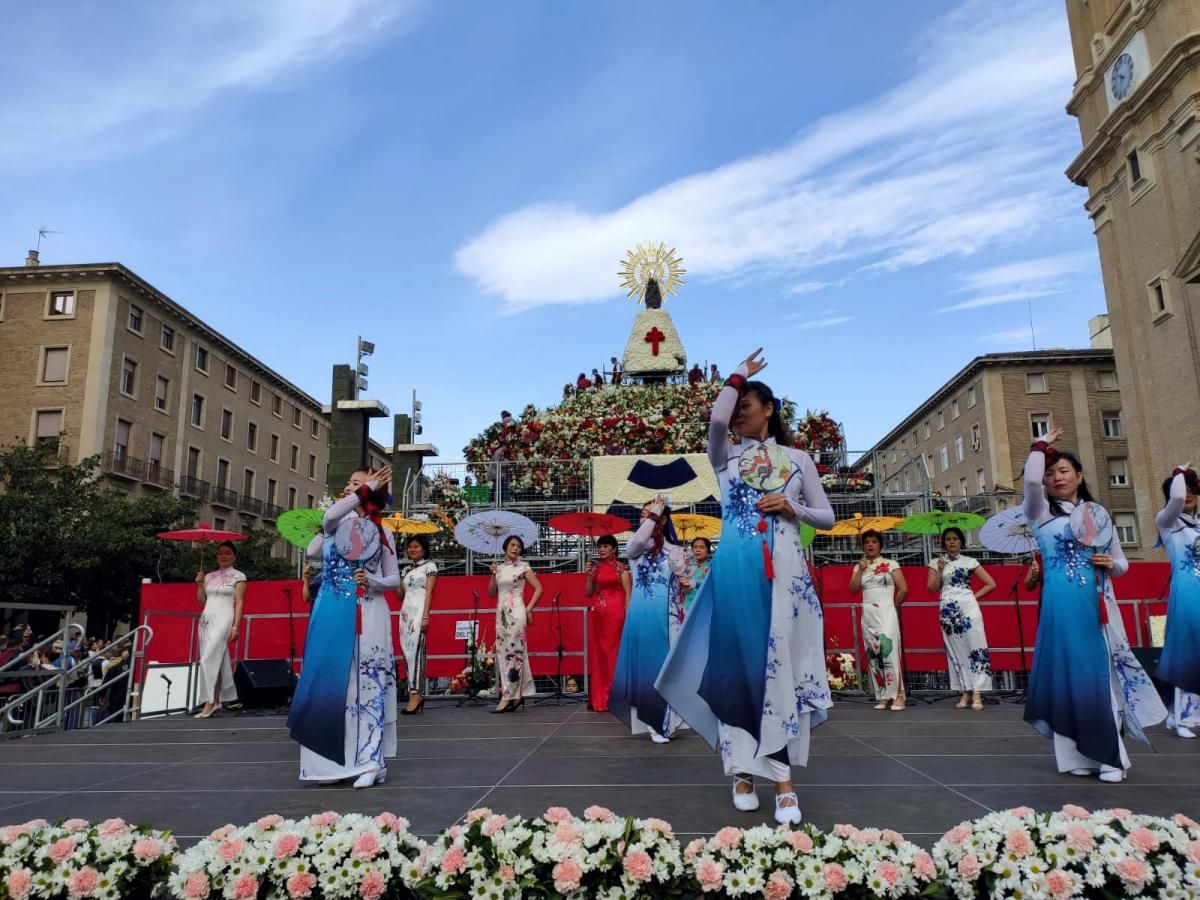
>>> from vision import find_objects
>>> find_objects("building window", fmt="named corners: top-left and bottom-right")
top-left (220, 409), bottom-right (233, 441)
top-left (272, 394), bottom-right (282, 417)
top-left (959, 476), bottom-right (968, 496)
top-left (269, 434), bottom-right (280, 462)
top-left (936, 410), bottom-right (945, 430)
top-left (250, 380), bottom-right (261, 404)
top-left (154, 375), bottom-right (169, 412)
top-left (47, 291), bottom-right (75, 317)
top-left (34, 410), bottom-right (63, 449)
top-left (287, 486), bottom-right (297, 508)
top-left (923, 421), bottom-right (931, 439)
top-left (1026, 372), bottom-right (1048, 393)
top-left (195, 346), bottom-right (209, 373)
top-left (1030, 414), bottom-right (1050, 439)
top-left (1108, 457), bottom-right (1130, 487)
top-left (186, 446), bottom-right (201, 479)
top-left (149, 432), bottom-right (165, 467)
top-left (160, 325), bottom-right (175, 353)
top-left (1097, 369), bottom-right (1119, 390)
top-left (310, 418), bottom-right (319, 439)
top-left (243, 468), bottom-right (255, 498)
top-left (1148, 276), bottom-right (1171, 320)
top-left (225, 364), bottom-right (238, 390)
top-left (967, 385), bottom-right (977, 408)
top-left (216, 459), bottom-right (230, 489)
top-left (40, 347), bottom-right (69, 384)
top-left (1128, 150), bottom-right (1142, 184)
top-left (308, 453), bottom-right (317, 479)
top-left (977, 468), bottom-right (986, 493)
top-left (191, 394), bottom-right (205, 428)
top-left (247, 421), bottom-right (258, 452)
top-left (127, 304), bottom-right (143, 334)
top-left (290, 444), bottom-right (299, 471)
top-left (120, 357), bottom-right (137, 397)
top-left (114, 419), bottom-right (131, 460)
top-left (1114, 512), bottom-right (1137, 544)
top-left (951, 399), bottom-right (960, 419)
top-left (307, 493), bottom-right (315, 508)
top-left (267, 479), bottom-right (277, 505)
top-left (293, 407), bottom-right (303, 429)
top-left (939, 445), bottom-right (949, 472)
top-left (927, 454), bottom-right (935, 477)
top-left (954, 435), bottom-right (965, 463)
top-left (1101, 410), bottom-right (1123, 438)
top-left (970, 423), bottom-right (981, 451)
top-left (910, 429), bottom-right (918, 447)
top-left (214, 517), bottom-right (226, 531)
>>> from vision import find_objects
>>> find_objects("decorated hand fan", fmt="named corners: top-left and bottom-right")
top-left (335, 517), bottom-right (382, 631)
top-left (1070, 502), bottom-right (1114, 626)
top-left (737, 442), bottom-right (796, 581)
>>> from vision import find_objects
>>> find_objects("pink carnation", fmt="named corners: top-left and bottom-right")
top-left (1066, 825), bottom-right (1095, 851)
top-left (133, 839), bottom-right (162, 862)
top-left (958, 854), bottom-right (982, 880)
top-left (1188, 840), bottom-right (1200, 863)
top-left (697, 858), bottom-right (724, 891)
top-left (584, 805), bottom-right (616, 822)
top-left (208, 825), bottom-right (234, 841)
top-left (255, 814), bottom-right (283, 831)
top-left (484, 815), bottom-right (507, 837)
top-left (183, 872), bottom-right (210, 899)
top-left (375, 812), bottom-right (403, 831)
top-left (552, 859), bottom-right (583, 892)
top-left (310, 811), bottom-right (339, 828)
top-left (644, 817), bottom-right (673, 837)
top-left (913, 851), bottom-right (936, 880)
top-left (623, 849), bottom-right (653, 882)
top-left (1116, 857), bottom-right (1149, 884)
top-left (96, 818), bottom-right (126, 837)
top-left (47, 837), bottom-right (77, 864)
top-left (4, 869), bottom-right (33, 900)
top-left (1005, 828), bottom-right (1035, 857)
top-left (0, 825), bottom-right (29, 845)
top-left (1110, 808), bottom-right (1133, 820)
top-left (352, 832), bottom-right (382, 860)
top-left (62, 819), bottom-right (89, 833)
top-left (68, 866), bottom-right (99, 897)
top-left (764, 871), bottom-right (793, 900)
top-left (553, 822), bottom-right (582, 845)
top-left (787, 830), bottom-right (814, 853)
top-left (24, 820), bottom-right (47, 828)
top-left (1062, 804), bottom-right (1090, 819)
top-left (1129, 826), bottom-right (1160, 853)
top-left (684, 838), bottom-right (705, 862)
top-left (544, 806), bottom-right (573, 824)
top-left (286, 872), bottom-right (316, 898)
top-left (465, 808), bottom-right (490, 824)
top-left (232, 875), bottom-right (258, 900)
top-left (1173, 813), bottom-right (1198, 829)
top-left (440, 846), bottom-right (466, 875)
top-left (713, 826), bottom-right (742, 851)
top-left (499, 864), bottom-right (515, 884)
top-left (881, 828), bottom-right (904, 846)
top-left (944, 824), bottom-right (972, 845)
top-left (1010, 806), bottom-right (1034, 817)
top-left (877, 861), bottom-right (901, 886)
top-left (833, 823), bottom-right (857, 838)
top-left (274, 833), bottom-right (302, 859)
top-left (1045, 869), bottom-right (1073, 898)
top-left (822, 863), bottom-right (848, 892)
top-left (359, 870), bottom-right (386, 900)
top-left (218, 838), bottom-right (245, 861)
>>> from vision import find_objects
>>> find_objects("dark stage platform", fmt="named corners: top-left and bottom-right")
top-left (1, 701), bottom-right (1197, 845)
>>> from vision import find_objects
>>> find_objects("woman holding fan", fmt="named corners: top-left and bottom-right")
top-left (1155, 463), bottom-right (1200, 738)
top-left (658, 349), bottom-right (834, 824)
top-left (1022, 429), bottom-right (1164, 781)
top-left (584, 535), bottom-right (630, 713)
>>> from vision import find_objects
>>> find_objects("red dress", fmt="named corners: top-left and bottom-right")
top-left (588, 559), bottom-right (628, 712)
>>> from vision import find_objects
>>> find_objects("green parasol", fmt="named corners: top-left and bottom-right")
top-left (276, 508), bottom-right (326, 549)
top-left (895, 510), bottom-right (986, 535)
top-left (799, 522), bottom-right (816, 549)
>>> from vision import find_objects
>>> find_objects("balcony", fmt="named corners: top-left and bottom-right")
top-left (211, 486), bottom-right (239, 508)
top-left (179, 476), bottom-right (211, 499)
top-left (238, 495), bottom-right (263, 516)
top-left (103, 450), bottom-right (145, 481)
top-left (262, 502), bottom-right (284, 521)
top-left (142, 462), bottom-right (175, 490)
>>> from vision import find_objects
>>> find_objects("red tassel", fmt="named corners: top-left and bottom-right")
top-left (758, 519), bottom-right (775, 580)
top-left (355, 597), bottom-right (363, 635)
top-left (1098, 588), bottom-right (1108, 626)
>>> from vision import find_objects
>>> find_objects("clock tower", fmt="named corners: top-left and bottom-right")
top-left (1064, 0), bottom-right (1200, 554)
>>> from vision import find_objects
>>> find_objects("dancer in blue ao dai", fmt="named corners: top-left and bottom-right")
top-left (289, 467), bottom-right (399, 788)
top-left (1022, 431), bottom-right (1165, 782)
top-left (609, 498), bottom-right (690, 742)
top-left (657, 349), bottom-right (834, 825)
top-left (1154, 465), bottom-right (1200, 739)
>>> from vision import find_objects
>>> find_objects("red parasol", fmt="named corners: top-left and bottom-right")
top-left (158, 523), bottom-right (246, 569)
top-left (548, 512), bottom-right (632, 538)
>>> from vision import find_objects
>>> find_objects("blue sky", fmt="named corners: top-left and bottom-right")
top-left (0, 0), bottom-right (1103, 458)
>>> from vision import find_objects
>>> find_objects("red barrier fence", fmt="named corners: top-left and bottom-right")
top-left (138, 563), bottom-right (1172, 688)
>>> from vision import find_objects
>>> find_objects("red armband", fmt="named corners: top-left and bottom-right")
top-left (1030, 441), bottom-right (1050, 454)
top-left (724, 373), bottom-right (747, 394)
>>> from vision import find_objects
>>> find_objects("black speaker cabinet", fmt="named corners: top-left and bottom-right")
top-left (1130, 646), bottom-right (1173, 707)
top-left (233, 659), bottom-right (294, 708)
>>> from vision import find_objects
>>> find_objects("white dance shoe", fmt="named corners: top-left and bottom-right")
top-left (1098, 766), bottom-right (1127, 783)
top-left (649, 731), bottom-right (671, 744)
top-left (731, 775), bottom-right (759, 812)
top-left (774, 792), bottom-right (802, 825)
top-left (1167, 715), bottom-right (1197, 739)
top-left (1068, 768), bottom-right (1093, 777)
top-left (353, 768), bottom-right (386, 789)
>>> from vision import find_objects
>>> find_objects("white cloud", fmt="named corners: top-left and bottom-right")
top-left (0, 0), bottom-right (416, 166)
top-left (939, 251), bottom-right (1090, 312)
top-left (978, 326), bottom-right (1040, 346)
top-left (794, 316), bottom-right (853, 331)
top-left (939, 288), bottom-right (1062, 313)
top-left (455, 0), bottom-right (1078, 312)
top-left (790, 281), bottom-right (830, 296)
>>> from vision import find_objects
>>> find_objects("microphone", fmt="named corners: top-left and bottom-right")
top-left (160, 674), bottom-right (173, 686)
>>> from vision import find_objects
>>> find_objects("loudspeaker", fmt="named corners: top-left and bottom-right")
top-left (233, 659), bottom-right (294, 708)
top-left (1131, 647), bottom-right (1173, 706)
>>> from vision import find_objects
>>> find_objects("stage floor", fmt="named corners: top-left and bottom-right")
top-left (2, 700), bottom-right (1197, 845)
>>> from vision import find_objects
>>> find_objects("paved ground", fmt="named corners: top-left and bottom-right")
top-left (1, 699), bottom-right (1197, 844)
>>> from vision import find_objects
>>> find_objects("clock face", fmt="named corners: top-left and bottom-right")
top-left (1111, 53), bottom-right (1134, 101)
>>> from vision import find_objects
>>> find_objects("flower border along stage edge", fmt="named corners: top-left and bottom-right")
top-left (1, 806), bottom-right (1198, 900)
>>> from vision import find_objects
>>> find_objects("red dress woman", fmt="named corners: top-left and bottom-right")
top-left (585, 535), bottom-right (631, 712)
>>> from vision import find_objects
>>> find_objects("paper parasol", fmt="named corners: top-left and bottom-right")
top-left (382, 515), bottom-right (440, 535)
top-left (275, 508), bottom-right (326, 549)
top-left (454, 509), bottom-right (538, 556)
top-left (548, 512), bottom-right (631, 538)
top-left (980, 508), bottom-right (1036, 555)
top-left (158, 522), bottom-right (246, 567)
top-left (818, 513), bottom-right (903, 537)
top-left (895, 510), bottom-right (986, 535)
top-left (799, 522), bottom-right (816, 549)
top-left (672, 513), bottom-right (722, 541)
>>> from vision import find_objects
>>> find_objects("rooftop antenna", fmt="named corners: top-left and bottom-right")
top-left (36, 227), bottom-right (59, 251)
top-left (1027, 299), bottom-right (1037, 351)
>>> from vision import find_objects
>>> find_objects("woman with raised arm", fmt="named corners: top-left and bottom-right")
top-left (849, 529), bottom-right (909, 711)
top-left (289, 466), bottom-right (399, 788)
top-left (609, 497), bottom-right (691, 741)
top-left (658, 349), bottom-right (835, 825)
top-left (488, 535), bottom-right (542, 713)
top-left (1022, 429), bottom-right (1165, 781)
top-left (584, 534), bottom-right (631, 713)
top-left (1155, 464), bottom-right (1200, 739)
top-left (193, 541), bottom-right (245, 718)
top-left (398, 535), bottom-right (437, 715)
top-left (926, 527), bottom-right (996, 710)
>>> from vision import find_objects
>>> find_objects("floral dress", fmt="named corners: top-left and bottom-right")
top-left (931, 555), bottom-right (992, 693)
top-left (197, 567), bottom-right (245, 705)
top-left (1155, 471), bottom-right (1200, 727)
top-left (860, 558), bottom-right (902, 701)
top-left (399, 560), bottom-right (436, 695)
top-left (494, 561), bottom-right (535, 701)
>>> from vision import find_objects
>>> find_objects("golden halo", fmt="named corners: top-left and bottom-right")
top-left (618, 242), bottom-right (686, 302)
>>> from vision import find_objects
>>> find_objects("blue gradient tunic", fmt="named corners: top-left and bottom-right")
top-left (1155, 472), bottom-right (1200, 725)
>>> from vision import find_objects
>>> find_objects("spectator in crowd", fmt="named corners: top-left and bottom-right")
top-left (0, 628), bottom-right (25, 700)
top-left (688, 363), bottom-right (705, 385)
top-left (709, 363), bottom-right (721, 382)
top-left (610, 357), bottom-right (623, 385)
top-left (576, 372), bottom-right (592, 389)
top-left (500, 410), bottom-right (514, 426)
top-left (591, 368), bottom-right (604, 388)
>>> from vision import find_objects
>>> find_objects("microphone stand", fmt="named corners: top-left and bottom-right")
top-left (160, 673), bottom-right (172, 716)
top-left (535, 592), bottom-right (583, 706)
top-left (997, 569), bottom-right (1029, 704)
top-left (457, 590), bottom-right (488, 707)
